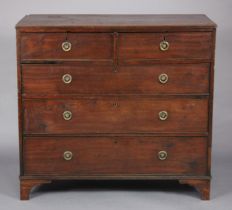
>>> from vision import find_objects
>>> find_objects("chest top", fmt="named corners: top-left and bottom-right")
top-left (16, 14), bottom-right (216, 32)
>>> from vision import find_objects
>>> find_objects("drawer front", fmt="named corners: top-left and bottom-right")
top-left (24, 98), bottom-right (208, 134)
top-left (22, 64), bottom-right (209, 95)
top-left (23, 137), bottom-right (207, 175)
top-left (21, 33), bottom-right (113, 60)
top-left (119, 32), bottom-right (212, 60)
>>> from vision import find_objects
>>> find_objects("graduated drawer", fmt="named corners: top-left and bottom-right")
top-left (119, 32), bottom-right (212, 60)
top-left (22, 64), bottom-right (209, 95)
top-left (20, 33), bottom-right (113, 60)
top-left (23, 98), bottom-right (208, 134)
top-left (23, 137), bottom-right (207, 175)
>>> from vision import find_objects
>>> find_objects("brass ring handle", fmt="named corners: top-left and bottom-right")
top-left (159, 111), bottom-right (168, 121)
top-left (63, 151), bottom-right (73, 160)
top-left (62, 74), bottom-right (72, 84)
top-left (159, 73), bottom-right (168, 84)
top-left (63, 111), bottom-right (72, 121)
top-left (160, 40), bottom-right (169, 51)
top-left (158, 151), bottom-right (168, 160)
top-left (62, 41), bottom-right (72, 52)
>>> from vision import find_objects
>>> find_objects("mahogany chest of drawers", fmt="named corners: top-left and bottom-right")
top-left (16, 14), bottom-right (216, 200)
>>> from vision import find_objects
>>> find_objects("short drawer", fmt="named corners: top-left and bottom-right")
top-left (22, 64), bottom-right (209, 95)
top-left (23, 98), bottom-right (208, 134)
top-left (20, 33), bottom-right (113, 60)
top-left (119, 32), bottom-right (212, 60)
top-left (23, 137), bottom-right (208, 176)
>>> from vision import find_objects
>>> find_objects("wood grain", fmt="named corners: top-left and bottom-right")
top-left (23, 98), bottom-right (208, 134)
top-left (16, 14), bottom-right (216, 32)
top-left (22, 64), bottom-right (209, 95)
top-left (20, 179), bottom-right (51, 200)
top-left (16, 14), bottom-right (216, 200)
top-left (119, 32), bottom-right (212, 60)
top-left (179, 179), bottom-right (210, 200)
top-left (21, 33), bottom-right (113, 60)
top-left (23, 137), bottom-right (208, 176)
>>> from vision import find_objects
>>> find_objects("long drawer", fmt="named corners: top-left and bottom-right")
top-left (23, 136), bottom-right (208, 175)
top-left (23, 98), bottom-right (208, 134)
top-left (22, 64), bottom-right (209, 95)
top-left (119, 32), bottom-right (212, 60)
top-left (20, 33), bottom-right (113, 60)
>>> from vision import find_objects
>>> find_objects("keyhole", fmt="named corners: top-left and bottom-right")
top-left (113, 102), bottom-right (119, 108)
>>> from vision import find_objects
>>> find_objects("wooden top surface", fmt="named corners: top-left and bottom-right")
top-left (16, 14), bottom-right (216, 32)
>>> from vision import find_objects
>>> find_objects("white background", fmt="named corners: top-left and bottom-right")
top-left (0, 0), bottom-right (231, 209)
